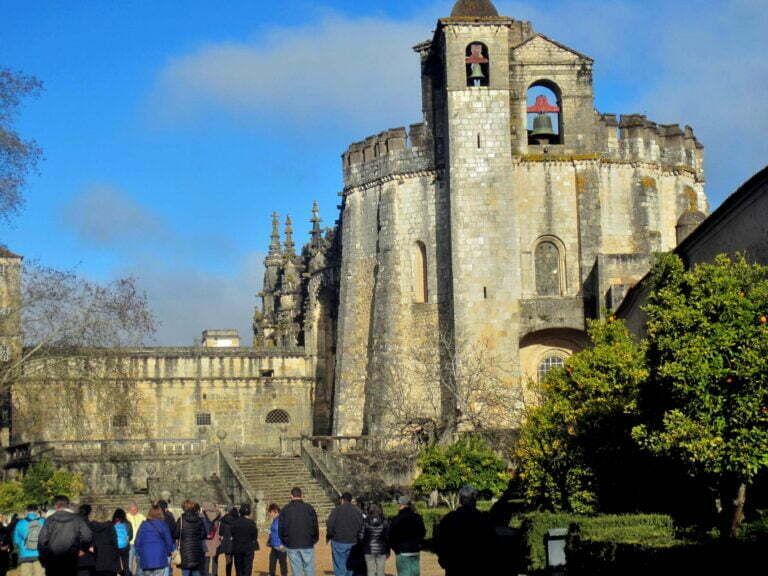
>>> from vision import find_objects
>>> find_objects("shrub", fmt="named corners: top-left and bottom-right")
top-left (0, 482), bottom-right (24, 514)
top-left (413, 436), bottom-right (509, 508)
top-left (520, 513), bottom-right (675, 574)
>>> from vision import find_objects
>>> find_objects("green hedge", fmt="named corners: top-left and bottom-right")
top-left (565, 514), bottom-right (768, 576)
top-left (567, 536), bottom-right (763, 576)
top-left (519, 513), bottom-right (675, 574)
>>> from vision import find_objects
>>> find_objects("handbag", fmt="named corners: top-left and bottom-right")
top-left (172, 516), bottom-right (183, 567)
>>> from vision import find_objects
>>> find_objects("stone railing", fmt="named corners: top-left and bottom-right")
top-left (218, 445), bottom-right (262, 520)
top-left (6, 438), bottom-right (208, 466)
top-left (299, 438), bottom-right (341, 502)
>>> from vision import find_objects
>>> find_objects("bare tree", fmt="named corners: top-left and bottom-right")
top-left (0, 69), bottom-right (42, 221)
top-left (4, 262), bottom-right (156, 442)
top-left (378, 327), bottom-right (526, 453)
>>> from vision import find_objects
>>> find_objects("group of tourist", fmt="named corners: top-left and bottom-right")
top-left (325, 492), bottom-right (426, 576)
top-left (0, 482), bottom-right (497, 576)
top-left (0, 495), bottom-right (261, 576)
top-left (325, 485), bottom-right (494, 576)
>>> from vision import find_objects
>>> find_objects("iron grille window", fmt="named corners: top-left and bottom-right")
top-left (538, 355), bottom-right (565, 383)
top-left (0, 345), bottom-right (10, 362)
top-left (196, 412), bottom-right (212, 426)
top-left (266, 409), bottom-right (290, 424)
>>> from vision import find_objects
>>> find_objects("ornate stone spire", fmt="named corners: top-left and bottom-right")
top-left (284, 215), bottom-right (295, 258)
top-left (310, 201), bottom-right (322, 249)
top-left (266, 212), bottom-right (282, 266)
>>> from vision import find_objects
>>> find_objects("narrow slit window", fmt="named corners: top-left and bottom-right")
top-left (413, 242), bottom-right (428, 303)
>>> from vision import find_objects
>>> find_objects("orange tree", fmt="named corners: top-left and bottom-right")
top-left (633, 254), bottom-right (768, 539)
top-left (517, 319), bottom-right (646, 512)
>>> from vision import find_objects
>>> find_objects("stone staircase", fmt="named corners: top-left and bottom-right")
top-left (235, 455), bottom-right (336, 521)
top-left (79, 493), bottom-right (152, 511)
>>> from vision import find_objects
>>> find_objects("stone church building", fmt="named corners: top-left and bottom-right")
top-left (3, 0), bottom-right (720, 501)
top-left (257, 0), bottom-right (707, 437)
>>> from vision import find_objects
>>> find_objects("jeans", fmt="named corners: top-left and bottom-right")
top-left (331, 541), bottom-right (355, 576)
top-left (286, 548), bottom-right (316, 576)
top-left (129, 547), bottom-right (143, 576)
top-left (269, 548), bottom-right (288, 576)
top-left (142, 571), bottom-right (165, 576)
top-left (395, 554), bottom-right (420, 576)
top-left (364, 554), bottom-right (386, 576)
top-left (182, 571), bottom-right (202, 576)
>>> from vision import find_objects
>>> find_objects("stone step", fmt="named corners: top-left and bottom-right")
top-left (234, 455), bottom-right (335, 521)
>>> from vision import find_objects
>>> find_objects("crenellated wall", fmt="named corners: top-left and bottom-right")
top-left (594, 114), bottom-right (705, 180)
top-left (341, 124), bottom-right (435, 190)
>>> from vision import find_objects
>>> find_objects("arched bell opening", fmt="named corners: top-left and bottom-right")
top-left (527, 81), bottom-right (563, 146)
top-left (465, 43), bottom-right (490, 87)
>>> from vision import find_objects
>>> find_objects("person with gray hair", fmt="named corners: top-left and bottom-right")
top-left (436, 486), bottom-right (495, 576)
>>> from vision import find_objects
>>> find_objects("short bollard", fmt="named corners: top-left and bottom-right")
top-left (545, 528), bottom-right (568, 575)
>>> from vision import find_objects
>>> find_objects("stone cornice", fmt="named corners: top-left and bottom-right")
top-left (342, 169), bottom-right (441, 196)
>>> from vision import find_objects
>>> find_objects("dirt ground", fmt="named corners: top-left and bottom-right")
top-left (174, 532), bottom-right (445, 576)
top-left (6, 533), bottom-right (446, 576)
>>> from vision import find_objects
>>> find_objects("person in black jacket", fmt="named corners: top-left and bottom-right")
top-left (38, 495), bottom-right (93, 576)
top-left (217, 507), bottom-right (238, 576)
top-left (387, 496), bottom-right (425, 576)
top-left (327, 492), bottom-right (364, 576)
top-left (77, 505), bottom-right (96, 576)
top-left (90, 506), bottom-right (120, 576)
top-left (174, 500), bottom-right (207, 576)
top-left (0, 514), bottom-right (10, 576)
top-left (437, 486), bottom-right (496, 576)
top-left (230, 504), bottom-right (258, 576)
top-left (278, 487), bottom-right (319, 576)
top-left (358, 504), bottom-right (388, 576)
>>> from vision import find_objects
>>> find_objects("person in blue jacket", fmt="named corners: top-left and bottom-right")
top-left (267, 504), bottom-right (287, 576)
top-left (13, 505), bottom-right (45, 576)
top-left (133, 505), bottom-right (174, 576)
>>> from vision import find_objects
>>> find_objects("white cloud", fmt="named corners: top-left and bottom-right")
top-left (151, 15), bottom-right (428, 132)
top-left (150, 2), bottom-right (768, 203)
top-left (61, 185), bottom-right (263, 346)
top-left (62, 185), bottom-right (167, 248)
top-left (127, 251), bottom-right (264, 347)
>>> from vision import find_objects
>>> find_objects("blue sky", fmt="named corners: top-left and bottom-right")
top-left (2, 0), bottom-right (767, 344)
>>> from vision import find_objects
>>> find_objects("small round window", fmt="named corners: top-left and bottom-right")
top-left (266, 409), bottom-right (290, 424)
top-left (537, 355), bottom-right (565, 382)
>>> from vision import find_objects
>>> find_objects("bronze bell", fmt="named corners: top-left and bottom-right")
top-left (531, 112), bottom-right (557, 139)
top-left (469, 63), bottom-right (485, 81)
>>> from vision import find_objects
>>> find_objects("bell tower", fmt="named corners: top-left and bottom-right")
top-left (436, 0), bottom-right (525, 364)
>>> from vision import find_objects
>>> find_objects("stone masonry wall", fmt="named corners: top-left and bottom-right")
top-left (12, 350), bottom-right (314, 451)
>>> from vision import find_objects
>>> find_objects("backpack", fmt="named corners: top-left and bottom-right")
top-left (115, 523), bottom-right (129, 549)
top-left (24, 519), bottom-right (41, 551)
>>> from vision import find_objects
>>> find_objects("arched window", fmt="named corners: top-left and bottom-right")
top-left (465, 43), bottom-right (489, 87)
top-left (266, 409), bottom-right (290, 424)
top-left (538, 355), bottom-right (565, 382)
top-left (535, 240), bottom-right (562, 296)
top-left (527, 81), bottom-right (562, 145)
top-left (413, 242), bottom-right (428, 303)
